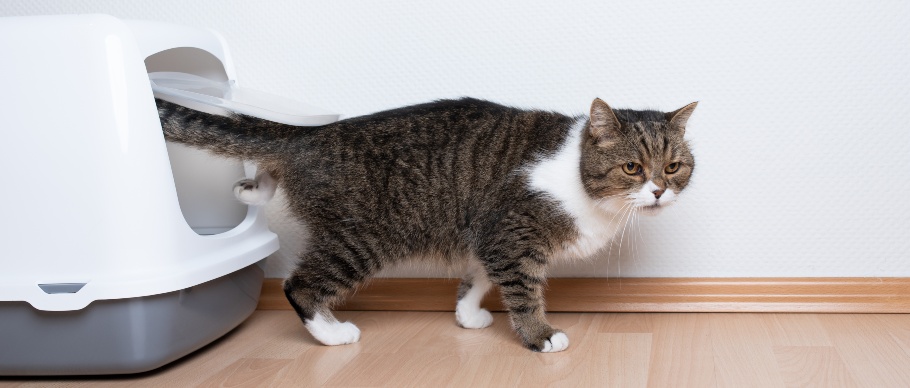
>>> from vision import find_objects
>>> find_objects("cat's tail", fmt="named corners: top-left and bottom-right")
top-left (156, 98), bottom-right (298, 161)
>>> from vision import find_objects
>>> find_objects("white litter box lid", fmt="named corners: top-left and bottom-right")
top-left (149, 72), bottom-right (339, 126)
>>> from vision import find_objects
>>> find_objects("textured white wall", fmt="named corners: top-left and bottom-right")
top-left (4, 1), bottom-right (909, 278)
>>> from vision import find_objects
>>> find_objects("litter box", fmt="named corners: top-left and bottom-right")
top-left (0, 14), bottom-right (338, 375)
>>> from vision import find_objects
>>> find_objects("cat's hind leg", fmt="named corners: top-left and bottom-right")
top-left (285, 267), bottom-right (361, 345)
top-left (455, 262), bottom-right (494, 329)
top-left (300, 310), bottom-right (361, 346)
top-left (284, 238), bottom-right (379, 346)
top-left (234, 170), bottom-right (277, 206)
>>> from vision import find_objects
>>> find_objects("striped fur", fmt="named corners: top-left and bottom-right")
top-left (156, 97), bottom-right (696, 352)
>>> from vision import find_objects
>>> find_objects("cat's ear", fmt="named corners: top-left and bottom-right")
top-left (666, 102), bottom-right (698, 134)
top-left (589, 98), bottom-right (621, 144)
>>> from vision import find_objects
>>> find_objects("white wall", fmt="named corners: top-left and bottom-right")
top-left (4, 1), bottom-right (909, 278)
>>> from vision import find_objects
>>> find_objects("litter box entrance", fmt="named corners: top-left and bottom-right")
top-left (165, 143), bottom-right (248, 235)
top-left (147, 48), bottom-right (248, 235)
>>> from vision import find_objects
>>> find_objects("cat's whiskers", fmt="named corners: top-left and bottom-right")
top-left (592, 194), bottom-right (627, 212)
top-left (628, 208), bottom-right (638, 273)
top-left (624, 205), bottom-right (638, 274)
top-left (623, 207), bottom-right (640, 287)
top-left (634, 209), bottom-right (646, 268)
top-left (603, 201), bottom-right (634, 277)
top-left (615, 201), bottom-right (637, 279)
top-left (626, 209), bottom-right (640, 274)
top-left (632, 209), bottom-right (639, 264)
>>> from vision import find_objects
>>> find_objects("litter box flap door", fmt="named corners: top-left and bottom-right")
top-left (0, 15), bottom-right (199, 311)
top-left (124, 18), bottom-right (236, 81)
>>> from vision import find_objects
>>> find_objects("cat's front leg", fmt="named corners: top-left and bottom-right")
top-left (497, 277), bottom-right (568, 352)
top-left (481, 251), bottom-right (568, 353)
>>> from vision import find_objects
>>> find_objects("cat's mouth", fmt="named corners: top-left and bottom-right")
top-left (637, 204), bottom-right (663, 216)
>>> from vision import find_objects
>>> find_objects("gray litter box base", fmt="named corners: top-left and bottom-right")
top-left (0, 263), bottom-right (264, 376)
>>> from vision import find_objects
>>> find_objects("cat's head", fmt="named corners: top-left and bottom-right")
top-left (580, 98), bottom-right (696, 215)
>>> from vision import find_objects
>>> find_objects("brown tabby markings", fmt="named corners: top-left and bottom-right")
top-left (157, 97), bottom-right (695, 352)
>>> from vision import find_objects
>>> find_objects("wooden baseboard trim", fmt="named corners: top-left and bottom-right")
top-left (257, 277), bottom-right (910, 313)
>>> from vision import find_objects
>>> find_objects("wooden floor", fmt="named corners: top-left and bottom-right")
top-left (4, 311), bottom-right (910, 387)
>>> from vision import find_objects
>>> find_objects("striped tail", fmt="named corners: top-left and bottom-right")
top-left (156, 98), bottom-right (299, 161)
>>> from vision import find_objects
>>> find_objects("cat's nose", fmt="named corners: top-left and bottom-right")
top-left (652, 189), bottom-right (665, 199)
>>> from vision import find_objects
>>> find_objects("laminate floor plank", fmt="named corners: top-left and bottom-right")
top-left (706, 313), bottom-right (787, 387)
top-left (817, 314), bottom-right (910, 387)
top-left (763, 313), bottom-right (832, 347)
top-left (772, 346), bottom-right (858, 388)
top-left (644, 313), bottom-right (716, 388)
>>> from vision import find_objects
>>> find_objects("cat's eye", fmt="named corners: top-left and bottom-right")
top-left (622, 162), bottom-right (642, 175)
top-left (665, 162), bottom-right (681, 174)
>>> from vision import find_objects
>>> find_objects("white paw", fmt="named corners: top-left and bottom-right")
top-left (233, 179), bottom-right (260, 204)
top-left (233, 176), bottom-right (275, 206)
top-left (306, 313), bottom-right (361, 346)
top-left (540, 332), bottom-right (569, 353)
top-left (456, 306), bottom-right (494, 329)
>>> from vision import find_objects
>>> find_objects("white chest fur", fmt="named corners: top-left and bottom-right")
top-left (526, 119), bottom-right (630, 260)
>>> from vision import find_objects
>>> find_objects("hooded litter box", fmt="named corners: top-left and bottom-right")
top-left (0, 15), bottom-right (338, 375)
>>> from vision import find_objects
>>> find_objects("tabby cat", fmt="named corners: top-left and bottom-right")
top-left (157, 97), bottom-right (696, 352)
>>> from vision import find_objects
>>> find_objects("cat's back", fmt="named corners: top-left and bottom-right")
top-left (319, 97), bottom-right (522, 139)
top-left (306, 97), bottom-right (573, 161)
top-left (340, 97), bottom-right (516, 125)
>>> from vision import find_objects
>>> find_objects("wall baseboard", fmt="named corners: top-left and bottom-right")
top-left (257, 277), bottom-right (910, 313)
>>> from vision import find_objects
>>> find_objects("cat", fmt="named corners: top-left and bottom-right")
top-left (156, 97), bottom-right (696, 352)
